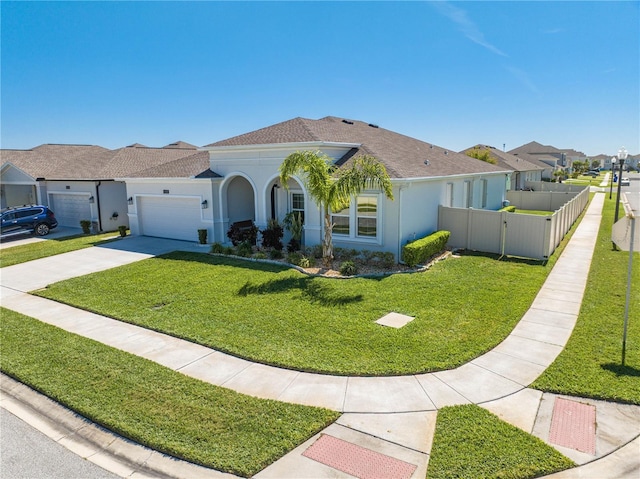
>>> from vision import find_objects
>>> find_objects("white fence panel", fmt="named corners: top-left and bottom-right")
top-left (439, 186), bottom-right (589, 260)
top-left (504, 213), bottom-right (549, 259)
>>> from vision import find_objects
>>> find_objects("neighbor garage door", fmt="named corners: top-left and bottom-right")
top-left (50, 193), bottom-right (92, 228)
top-left (139, 196), bottom-right (202, 241)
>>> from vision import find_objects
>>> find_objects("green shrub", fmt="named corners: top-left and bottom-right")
top-left (309, 244), bottom-right (323, 259)
top-left (118, 225), bottom-right (127, 237)
top-left (197, 229), bottom-right (208, 244)
top-left (223, 246), bottom-right (235, 255)
top-left (287, 251), bottom-right (303, 265)
top-left (235, 241), bottom-right (253, 257)
top-left (80, 220), bottom-right (91, 234)
top-left (298, 256), bottom-right (311, 268)
top-left (210, 242), bottom-right (224, 254)
top-left (253, 252), bottom-right (267, 260)
top-left (376, 251), bottom-right (396, 269)
top-left (402, 230), bottom-right (450, 267)
top-left (269, 249), bottom-right (284, 260)
top-left (500, 205), bottom-right (517, 212)
top-left (340, 261), bottom-right (358, 276)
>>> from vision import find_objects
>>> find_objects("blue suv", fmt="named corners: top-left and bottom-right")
top-left (1, 205), bottom-right (58, 237)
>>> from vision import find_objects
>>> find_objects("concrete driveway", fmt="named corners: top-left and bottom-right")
top-left (0, 235), bottom-right (209, 293)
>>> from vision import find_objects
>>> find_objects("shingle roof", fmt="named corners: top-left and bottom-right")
top-left (206, 116), bottom-right (507, 179)
top-left (510, 141), bottom-right (563, 155)
top-left (1, 143), bottom-right (212, 180)
top-left (509, 151), bottom-right (554, 170)
top-left (462, 145), bottom-right (544, 172)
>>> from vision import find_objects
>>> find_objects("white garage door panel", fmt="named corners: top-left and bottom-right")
top-left (139, 196), bottom-right (201, 241)
top-left (51, 194), bottom-right (91, 227)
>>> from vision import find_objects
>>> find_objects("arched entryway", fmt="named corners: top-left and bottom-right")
top-left (225, 176), bottom-right (256, 225)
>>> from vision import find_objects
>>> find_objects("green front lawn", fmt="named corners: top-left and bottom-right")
top-left (427, 405), bottom-right (574, 479)
top-left (532, 195), bottom-right (640, 404)
top-left (34, 237), bottom-right (574, 376)
top-left (0, 232), bottom-right (121, 268)
top-left (0, 309), bottom-right (338, 477)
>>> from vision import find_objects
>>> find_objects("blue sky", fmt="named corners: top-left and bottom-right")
top-left (2, 1), bottom-right (638, 156)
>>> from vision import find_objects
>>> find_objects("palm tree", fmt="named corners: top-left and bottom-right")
top-left (279, 150), bottom-right (394, 268)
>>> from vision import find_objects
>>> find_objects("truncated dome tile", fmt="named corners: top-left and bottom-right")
top-left (549, 397), bottom-right (596, 455)
top-left (302, 434), bottom-right (417, 479)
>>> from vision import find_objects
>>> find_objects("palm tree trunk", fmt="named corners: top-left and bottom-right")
top-left (322, 213), bottom-right (334, 268)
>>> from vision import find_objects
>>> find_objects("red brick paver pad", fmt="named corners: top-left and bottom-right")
top-left (549, 397), bottom-right (596, 455)
top-left (302, 434), bottom-right (417, 479)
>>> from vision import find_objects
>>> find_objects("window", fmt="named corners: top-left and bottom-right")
top-left (290, 192), bottom-right (305, 224)
top-left (446, 183), bottom-right (454, 207)
top-left (332, 205), bottom-right (350, 235)
top-left (356, 196), bottom-right (377, 237)
top-left (463, 181), bottom-right (472, 208)
top-left (331, 195), bottom-right (380, 240)
top-left (481, 179), bottom-right (488, 208)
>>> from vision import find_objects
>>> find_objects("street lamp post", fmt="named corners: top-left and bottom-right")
top-left (614, 147), bottom-right (627, 224)
top-left (609, 157), bottom-right (617, 199)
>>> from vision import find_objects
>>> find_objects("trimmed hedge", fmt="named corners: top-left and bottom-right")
top-left (402, 230), bottom-right (450, 267)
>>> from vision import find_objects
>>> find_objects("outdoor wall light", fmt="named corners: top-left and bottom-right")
top-left (128, 197), bottom-right (134, 205)
top-left (89, 195), bottom-right (95, 203)
top-left (201, 199), bottom-right (208, 209)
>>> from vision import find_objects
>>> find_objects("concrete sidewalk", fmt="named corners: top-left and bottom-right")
top-left (2, 193), bottom-right (639, 478)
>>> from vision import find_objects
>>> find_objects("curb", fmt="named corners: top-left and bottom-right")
top-left (0, 374), bottom-right (238, 479)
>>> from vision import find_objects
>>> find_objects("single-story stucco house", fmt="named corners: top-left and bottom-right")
top-left (125, 116), bottom-right (511, 260)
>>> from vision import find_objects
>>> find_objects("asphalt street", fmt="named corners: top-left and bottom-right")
top-left (0, 408), bottom-right (119, 479)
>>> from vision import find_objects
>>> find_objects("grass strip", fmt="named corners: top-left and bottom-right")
top-left (427, 405), bottom-right (574, 479)
top-left (531, 194), bottom-right (640, 404)
top-left (0, 308), bottom-right (339, 477)
top-left (32, 203), bottom-right (584, 376)
top-left (0, 232), bottom-right (120, 267)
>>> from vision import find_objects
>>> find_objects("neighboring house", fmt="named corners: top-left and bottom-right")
top-left (0, 142), bottom-right (209, 233)
top-left (189, 116), bottom-right (511, 259)
top-left (462, 145), bottom-right (544, 190)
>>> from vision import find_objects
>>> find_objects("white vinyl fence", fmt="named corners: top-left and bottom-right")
top-left (438, 185), bottom-right (589, 260)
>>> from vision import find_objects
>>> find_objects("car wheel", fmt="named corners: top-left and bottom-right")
top-left (35, 223), bottom-right (50, 236)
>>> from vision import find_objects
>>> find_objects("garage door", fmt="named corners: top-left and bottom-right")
top-left (50, 193), bottom-right (92, 228)
top-left (139, 196), bottom-right (202, 241)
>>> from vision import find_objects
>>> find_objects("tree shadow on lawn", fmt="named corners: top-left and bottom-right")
top-left (238, 277), bottom-right (364, 306)
top-left (601, 362), bottom-right (640, 377)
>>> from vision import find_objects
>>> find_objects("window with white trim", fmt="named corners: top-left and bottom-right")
top-left (290, 192), bottom-right (305, 224)
top-left (446, 183), bottom-right (454, 207)
top-left (463, 181), bottom-right (472, 208)
top-left (481, 179), bottom-right (488, 208)
top-left (332, 205), bottom-right (350, 235)
top-left (331, 195), bottom-right (380, 240)
top-left (356, 196), bottom-right (378, 237)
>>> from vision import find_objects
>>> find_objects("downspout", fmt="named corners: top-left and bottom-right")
top-left (95, 181), bottom-right (102, 232)
top-left (397, 184), bottom-right (408, 263)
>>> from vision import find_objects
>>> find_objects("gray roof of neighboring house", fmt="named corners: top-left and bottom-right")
top-left (206, 116), bottom-right (508, 179)
top-left (510, 141), bottom-right (563, 155)
top-left (462, 145), bottom-right (544, 172)
top-left (1, 143), bottom-right (212, 180)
